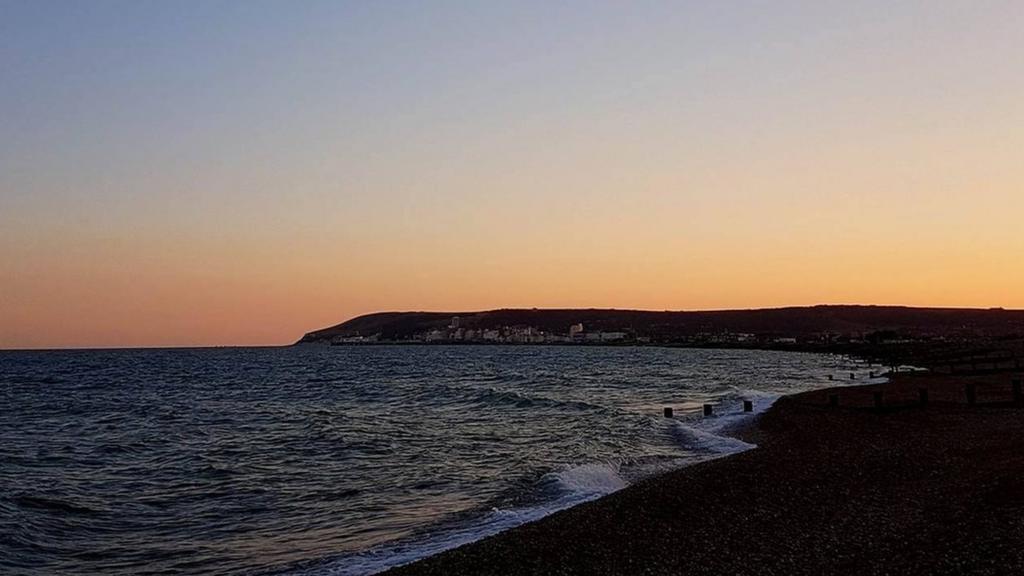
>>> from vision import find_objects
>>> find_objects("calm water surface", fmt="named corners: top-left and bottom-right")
top-left (0, 345), bottom-right (872, 575)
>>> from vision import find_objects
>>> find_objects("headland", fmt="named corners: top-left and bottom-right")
top-left (297, 305), bottom-right (1024, 370)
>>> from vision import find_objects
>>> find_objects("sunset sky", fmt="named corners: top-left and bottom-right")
top-left (2, 1), bottom-right (1023, 349)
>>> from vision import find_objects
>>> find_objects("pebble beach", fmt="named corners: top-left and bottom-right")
top-left (386, 372), bottom-right (1024, 575)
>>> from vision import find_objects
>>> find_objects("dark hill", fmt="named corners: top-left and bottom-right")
top-left (296, 305), bottom-right (1024, 344)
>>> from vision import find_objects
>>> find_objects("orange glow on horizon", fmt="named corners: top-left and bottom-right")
top-left (3, 2), bottom-right (1023, 349)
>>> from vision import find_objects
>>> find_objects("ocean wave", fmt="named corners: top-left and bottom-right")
top-left (668, 421), bottom-right (755, 456)
top-left (296, 401), bottom-right (771, 576)
top-left (299, 462), bottom-right (629, 576)
top-left (539, 462), bottom-right (627, 497)
top-left (9, 495), bottom-right (103, 516)
top-left (470, 386), bottom-right (612, 414)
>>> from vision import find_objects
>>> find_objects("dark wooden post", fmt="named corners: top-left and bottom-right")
top-left (966, 383), bottom-right (977, 406)
top-left (664, 406), bottom-right (674, 418)
top-left (743, 400), bottom-right (753, 412)
top-left (850, 373), bottom-right (856, 380)
top-left (703, 404), bottom-right (713, 416)
top-left (828, 374), bottom-right (834, 381)
top-left (919, 388), bottom-right (929, 407)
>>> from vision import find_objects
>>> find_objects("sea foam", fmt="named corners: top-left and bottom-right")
top-left (306, 460), bottom-right (632, 576)
top-left (305, 395), bottom-right (773, 576)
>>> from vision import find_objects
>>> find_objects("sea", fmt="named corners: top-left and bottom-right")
top-left (0, 345), bottom-right (876, 575)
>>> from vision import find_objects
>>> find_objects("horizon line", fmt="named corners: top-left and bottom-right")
top-left (6, 303), bottom-right (1022, 352)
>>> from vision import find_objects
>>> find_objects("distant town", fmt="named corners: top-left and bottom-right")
top-left (297, 307), bottom-right (1024, 373)
top-left (328, 316), bottom-right (806, 347)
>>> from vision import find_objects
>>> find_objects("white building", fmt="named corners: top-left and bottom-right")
top-left (569, 323), bottom-right (584, 339)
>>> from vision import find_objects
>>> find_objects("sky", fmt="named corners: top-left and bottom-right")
top-left (1, 1), bottom-right (1023, 349)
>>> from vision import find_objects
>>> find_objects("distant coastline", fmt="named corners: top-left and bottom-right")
top-left (297, 305), bottom-right (1024, 372)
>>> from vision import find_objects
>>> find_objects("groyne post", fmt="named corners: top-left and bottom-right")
top-left (828, 374), bottom-right (834, 381)
top-left (966, 383), bottom-right (977, 406)
top-left (850, 373), bottom-right (856, 380)
top-left (703, 404), bottom-right (713, 417)
top-left (743, 400), bottom-right (753, 412)
top-left (664, 407), bottom-right (674, 418)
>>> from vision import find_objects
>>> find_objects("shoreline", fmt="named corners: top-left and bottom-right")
top-left (324, 386), bottom-right (787, 576)
top-left (298, 340), bottom-right (885, 361)
top-left (383, 371), bottom-right (1024, 575)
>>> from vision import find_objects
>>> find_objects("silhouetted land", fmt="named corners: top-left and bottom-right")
top-left (300, 306), bottom-right (1024, 344)
top-left (386, 371), bottom-right (1024, 575)
top-left (299, 306), bottom-right (1024, 371)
